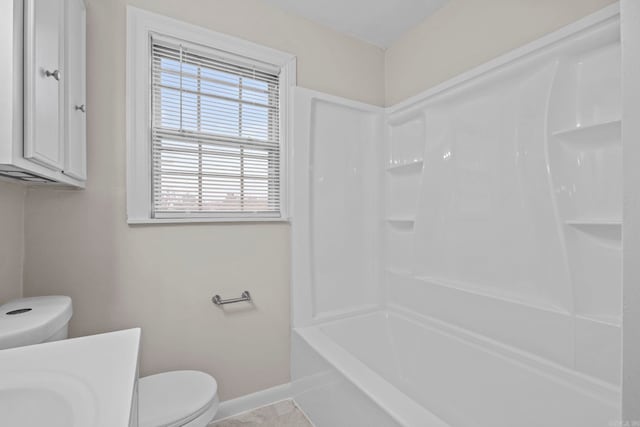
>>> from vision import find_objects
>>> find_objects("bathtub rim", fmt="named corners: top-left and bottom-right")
top-left (295, 306), bottom-right (620, 427)
top-left (293, 324), bottom-right (450, 427)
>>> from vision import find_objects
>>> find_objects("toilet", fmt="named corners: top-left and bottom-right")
top-left (0, 296), bottom-right (219, 427)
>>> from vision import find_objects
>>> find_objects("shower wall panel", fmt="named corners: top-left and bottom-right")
top-left (384, 15), bottom-right (622, 386)
top-left (292, 90), bottom-right (383, 327)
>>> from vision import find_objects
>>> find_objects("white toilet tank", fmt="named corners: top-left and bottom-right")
top-left (0, 296), bottom-right (72, 350)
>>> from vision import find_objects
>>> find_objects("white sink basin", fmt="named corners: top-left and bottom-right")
top-left (0, 329), bottom-right (140, 427)
top-left (0, 371), bottom-right (96, 426)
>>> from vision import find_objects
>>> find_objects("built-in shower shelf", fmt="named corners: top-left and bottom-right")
top-left (575, 314), bottom-right (621, 328)
top-left (565, 220), bottom-right (622, 248)
top-left (552, 119), bottom-right (621, 145)
top-left (386, 216), bottom-right (416, 226)
top-left (565, 219), bottom-right (621, 226)
top-left (385, 159), bottom-right (424, 174)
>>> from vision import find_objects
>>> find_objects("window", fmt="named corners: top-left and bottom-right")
top-left (151, 39), bottom-right (281, 217)
top-left (126, 7), bottom-right (295, 223)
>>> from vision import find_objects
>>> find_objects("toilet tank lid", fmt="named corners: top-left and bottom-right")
top-left (0, 296), bottom-right (73, 350)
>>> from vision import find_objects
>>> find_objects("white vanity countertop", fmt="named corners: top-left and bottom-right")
top-left (0, 328), bottom-right (141, 427)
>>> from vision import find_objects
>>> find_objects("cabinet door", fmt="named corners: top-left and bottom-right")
top-left (64, 0), bottom-right (86, 180)
top-left (24, 0), bottom-right (65, 170)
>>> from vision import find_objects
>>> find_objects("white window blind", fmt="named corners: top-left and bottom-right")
top-left (151, 37), bottom-right (281, 218)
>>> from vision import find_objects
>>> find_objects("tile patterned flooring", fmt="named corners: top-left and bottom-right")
top-left (209, 400), bottom-right (313, 427)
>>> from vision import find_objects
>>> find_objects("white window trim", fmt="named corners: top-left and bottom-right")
top-left (126, 6), bottom-right (296, 224)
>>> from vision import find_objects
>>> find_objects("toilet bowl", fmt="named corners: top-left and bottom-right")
top-left (0, 296), bottom-right (219, 427)
top-left (139, 370), bottom-right (219, 427)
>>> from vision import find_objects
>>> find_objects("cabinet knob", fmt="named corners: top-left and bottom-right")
top-left (75, 104), bottom-right (86, 113)
top-left (44, 69), bottom-right (61, 81)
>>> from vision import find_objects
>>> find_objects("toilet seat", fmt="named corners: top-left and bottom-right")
top-left (138, 370), bottom-right (219, 427)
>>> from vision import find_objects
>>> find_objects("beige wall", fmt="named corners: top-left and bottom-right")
top-left (385, 0), bottom-right (617, 105)
top-left (0, 181), bottom-right (24, 304)
top-left (23, 0), bottom-right (384, 401)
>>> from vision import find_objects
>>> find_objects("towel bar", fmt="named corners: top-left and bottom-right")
top-left (212, 291), bottom-right (252, 306)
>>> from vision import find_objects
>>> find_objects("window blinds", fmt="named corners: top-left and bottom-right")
top-left (151, 37), bottom-right (281, 218)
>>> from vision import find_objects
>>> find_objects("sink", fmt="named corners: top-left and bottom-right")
top-left (0, 371), bottom-right (97, 426)
top-left (0, 329), bottom-right (140, 427)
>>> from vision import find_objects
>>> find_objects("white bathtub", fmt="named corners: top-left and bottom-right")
top-left (292, 309), bottom-right (619, 427)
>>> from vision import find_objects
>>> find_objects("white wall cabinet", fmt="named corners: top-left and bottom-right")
top-left (63, 0), bottom-right (87, 181)
top-left (24, 0), bottom-right (65, 171)
top-left (0, 0), bottom-right (86, 186)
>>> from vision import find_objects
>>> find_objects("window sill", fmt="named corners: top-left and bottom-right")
top-left (127, 216), bottom-right (290, 225)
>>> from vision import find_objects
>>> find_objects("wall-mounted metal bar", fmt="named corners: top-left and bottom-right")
top-left (212, 291), bottom-right (252, 306)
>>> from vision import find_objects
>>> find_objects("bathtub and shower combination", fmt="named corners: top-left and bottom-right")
top-left (289, 5), bottom-right (623, 427)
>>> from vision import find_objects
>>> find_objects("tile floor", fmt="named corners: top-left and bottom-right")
top-left (209, 399), bottom-right (313, 427)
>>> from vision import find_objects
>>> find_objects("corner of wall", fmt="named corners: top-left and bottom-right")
top-left (0, 179), bottom-right (27, 303)
top-left (383, 0), bottom-right (617, 106)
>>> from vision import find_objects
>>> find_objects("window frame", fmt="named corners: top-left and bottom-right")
top-left (126, 6), bottom-right (296, 224)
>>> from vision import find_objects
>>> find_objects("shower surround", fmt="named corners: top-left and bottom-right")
top-left (291, 5), bottom-right (622, 426)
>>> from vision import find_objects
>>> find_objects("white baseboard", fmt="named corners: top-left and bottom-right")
top-left (212, 382), bottom-right (293, 422)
